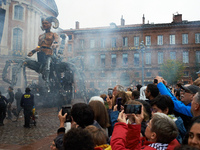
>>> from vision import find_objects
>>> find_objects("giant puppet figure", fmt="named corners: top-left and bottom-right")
top-left (27, 16), bottom-right (59, 89)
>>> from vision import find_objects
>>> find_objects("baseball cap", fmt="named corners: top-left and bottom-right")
top-left (181, 85), bottom-right (200, 94)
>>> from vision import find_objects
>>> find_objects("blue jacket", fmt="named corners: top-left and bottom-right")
top-left (157, 82), bottom-right (193, 117)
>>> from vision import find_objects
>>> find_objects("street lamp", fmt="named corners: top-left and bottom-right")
top-left (140, 41), bottom-right (145, 86)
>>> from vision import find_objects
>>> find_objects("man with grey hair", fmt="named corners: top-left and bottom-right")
top-left (191, 92), bottom-right (200, 117)
top-left (113, 85), bottom-right (124, 96)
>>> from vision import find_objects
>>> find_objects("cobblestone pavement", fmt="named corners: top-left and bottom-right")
top-left (0, 107), bottom-right (60, 150)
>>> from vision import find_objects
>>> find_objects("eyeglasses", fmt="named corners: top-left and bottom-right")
top-left (180, 90), bottom-right (191, 94)
top-left (150, 108), bottom-right (158, 113)
top-left (146, 121), bottom-right (151, 129)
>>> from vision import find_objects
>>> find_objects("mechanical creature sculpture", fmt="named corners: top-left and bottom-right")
top-left (2, 17), bottom-right (87, 105)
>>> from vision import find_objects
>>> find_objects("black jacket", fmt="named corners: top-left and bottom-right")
top-left (0, 94), bottom-right (8, 107)
top-left (20, 92), bottom-right (34, 107)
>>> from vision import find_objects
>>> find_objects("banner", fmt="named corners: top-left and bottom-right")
top-left (0, 8), bottom-right (5, 44)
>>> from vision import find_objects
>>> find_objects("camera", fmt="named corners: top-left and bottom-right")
top-left (108, 88), bottom-right (113, 98)
top-left (124, 104), bottom-right (141, 114)
top-left (62, 105), bottom-right (72, 122)
top-left (116, 97), bottom-right (122, 111)
top-left (154, 79), bottom-right (158, 84)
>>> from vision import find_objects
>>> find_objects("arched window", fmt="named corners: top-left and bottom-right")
top-left (12, 28), bottom-right (23, 56)
top-left (14, 5), bottom-right (24, 20)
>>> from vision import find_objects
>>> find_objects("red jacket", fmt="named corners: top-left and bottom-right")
top-left (110, 122), bottom-right (180, 150)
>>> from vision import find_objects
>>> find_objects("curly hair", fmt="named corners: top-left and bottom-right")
top-left (71, 103), bottom-right (94, 128)
top-left (63, 128), bottom-right (94, 150)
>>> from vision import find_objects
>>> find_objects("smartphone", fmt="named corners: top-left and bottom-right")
top-left (116, 97), bottom-right (122, 111)
top-left (108, 88), bottom-right (113, 98)
top-left (124, 104), bottom-right (141, 114)
top-left (62, 105), bottom-right (72, 122)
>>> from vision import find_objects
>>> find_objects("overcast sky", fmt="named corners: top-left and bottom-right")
top-left (55, 0), bottom-right (200, 29)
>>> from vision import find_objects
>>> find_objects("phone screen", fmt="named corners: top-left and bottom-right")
top-left (124, 104), bottom-right (141, 114)
top-left (116, 97), bottom-right (122, 111)
top-left (108, 88), bottom-right (113, 98)
top-left (62, 105), bottom-right (72, 122)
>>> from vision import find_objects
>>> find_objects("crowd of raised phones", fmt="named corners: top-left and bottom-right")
top-left (50, 75), bottom-right (200, 150)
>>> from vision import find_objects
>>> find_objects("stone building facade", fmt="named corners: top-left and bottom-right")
top-left (63, 14), bottom-right (200, 90)
top-left (0, 0), bottom-right (59, 92)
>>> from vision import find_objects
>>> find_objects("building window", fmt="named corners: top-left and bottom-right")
top-left (135, 72), bottom-right (139, 78)
top-left (134, 53), bottom-right (139, 66)
top-left (90, 55), bottom-right (95, 67)
top-left (170, 35), bottom-right (175, 45)
top-left (79, 39), bottom-right (84, 49)
top-left (14, 5), bottom-right (24, 21)
top-left (90, 82), bottom-right (94, 88)
top-left (90, 39), bottom-right (95, 48)
top-left (111, 81), bottom-right (116, 87)
top-left (146, 72), bottom-right (151, 78)
top-left (100, 54), bottom-right (105, 67)
top-left (157, 35), bottom-right (163, 45)
top-left (134, 36), bottom-right (139, 46)
top-left (182, 34), bottom-right (188, 44)
top-left (68, 44), bottom-right (72, 52)
top-left (101, 38), bottom-right (106, 48)
top-left (183, 51), bottom-right (189, 63)
top-left (111, 38), bottom-right (117, 48)
top-left (12, 28), bottom-right (23, 56)
top-left (123, 53), bottom-right (128, 66)
top-left (170, 52), bottom-right (176, 60)
top-left (111, 72), bottom-right (116, 78)
top-left (195, 33), bottom-right (200, 44)
top-left (183, 71), bottom-right (189, 77)
top-left (90, 73), bottom-right (94, 79)
top-left (196, 51), bottom-right (200, 63)
top-left (111, 54), bottom-right (116, 66)
top-left (123, 37), bottom-right (128, 47)
top-left (100, 73), bottom-right (105, 78)
top-left (145, 36), bottom-right (151, 46)
top-left (68, 35), bottom-right (72, 40)
top-left (99, 82), bottom-right (107, 88)
top-left (158, 52), bottom-right (163, 64)
top-left (145, 53), bottom-right (151, 65)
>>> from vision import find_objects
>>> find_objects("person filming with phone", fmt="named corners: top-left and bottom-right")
top-left (110, 106), bottom-right (180, 150)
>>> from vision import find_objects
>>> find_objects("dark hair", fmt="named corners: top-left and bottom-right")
top-left (136, 84), bottom-right (142, 91)
top-left (135, 99), bottom-right (152, 119)
top-left (25, 87), bottom-right (31, 93)
top-left (174, 145), bottom-right (199, 150)
top-left (89, 101), bottom-right (110, 128)
top-left (176, 83), bottom-right (182, 88)
top-left (150, 95), bottom-right (174, 114)
top-left (71, 103), bottom-right (94, 128)
top-left (127, 87), bottom-right (133, 92)
top-left (132, 91), bottom-right (140, 99)
top-left (182, 116), bottom-right (200, 145)
top-left (9, 86), bottom-right (13, 90)
top-left (175, 89), bottom-right (180, 99)
top-left (147, 84), bottom-right (159, 98)
top-left (63, 128), bottom-right (94, 150)
top-left (17, 88), bottom-right (21, 92)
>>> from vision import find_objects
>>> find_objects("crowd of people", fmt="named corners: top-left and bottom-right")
top-left (49, 75), bottom-right (200, 150)
top-left (0, 86), bottom-right (34, 128)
